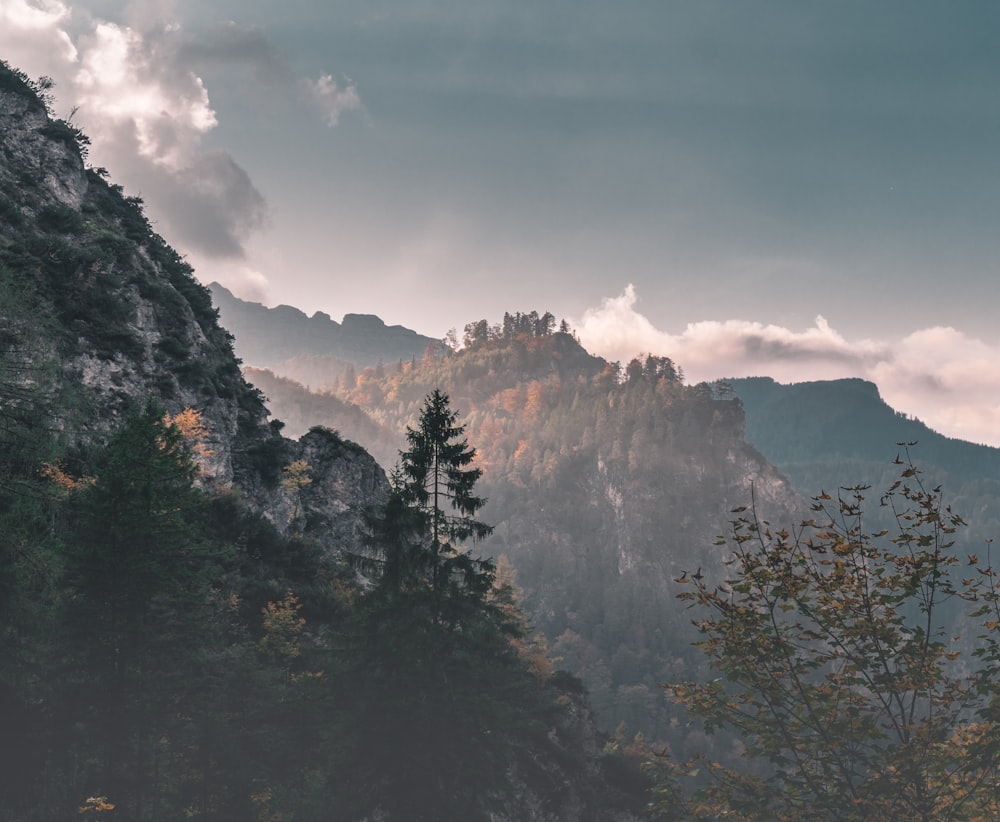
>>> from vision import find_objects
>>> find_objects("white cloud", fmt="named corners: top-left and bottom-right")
top-left (0, 2), bottom-right (267, 260)
top-left (0, 0), bottom-right (77, 73)
top-left (575, 285), bottom-right (1000, 447)
top-left (303, 72), bottom-right (363, 127)
top-left (74, 21), bottom-right (218, 170)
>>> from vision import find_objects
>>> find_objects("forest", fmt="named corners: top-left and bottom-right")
top-left (0, 383), bottom-right (650, 820)
top-left (247, 312), bottom-right (1000, 819)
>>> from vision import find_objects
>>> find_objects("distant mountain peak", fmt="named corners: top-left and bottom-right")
top-left (208, 282), bottom-right (444, 378)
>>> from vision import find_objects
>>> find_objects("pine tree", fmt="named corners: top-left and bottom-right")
top-left (398, 388), bottom-right (493, 597)
top-left (339, 391), bottom-right (542, 821)
top-left (59, 403), bottom-right (215, 818)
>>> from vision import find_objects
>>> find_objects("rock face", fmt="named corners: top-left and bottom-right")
top-left (0, 61), bottom-right (386, 554)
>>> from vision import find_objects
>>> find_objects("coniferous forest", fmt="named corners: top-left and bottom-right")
top-left (5, 55), bottom-right (1000, 821)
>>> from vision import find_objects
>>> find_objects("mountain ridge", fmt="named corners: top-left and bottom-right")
top-left (209, 281), bottom-right (445, 386)
top-left (245, 328), bottom-right (803, 741)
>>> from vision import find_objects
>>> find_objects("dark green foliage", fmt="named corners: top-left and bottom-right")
top-left (240, 432), bottom-right (290, 487)
top-left (338, 586), bottom-right (539, 821)
top-left (337, 392), bottom-right (556, 820)
top-left (57, 404), bottom-right (215, 817)
top-left (0, 59), bottom-right (49, 111)
top-left (0, 401), bottom-right (339, 820)
top-left (400, 389), bottom-right (494, 571)
top-left (36, 202), bottom-right (84, 234)
top-left (0, 277), bottom-right (64, 819)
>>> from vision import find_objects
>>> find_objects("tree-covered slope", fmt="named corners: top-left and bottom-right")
top-left (730, 376), bottom-right (1000, 547)
top-left (258, 322), bottom-right (803, 745)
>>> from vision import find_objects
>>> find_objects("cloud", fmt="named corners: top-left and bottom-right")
top-left (144, 150), bottom-right (267, 258)
top-left (201, 260), bottom-right (272, 305)
top-left (74, 21), bottom-right (218, 168)
top-left (71, 19), bottom-right (272, 259)
top-left (0, 3), bottom-right (268, 260)
top-left (0, 0), bottom-right (76, 72)
top-left (575, 285), bottom-right (887, 379)
top-left (575, 285), bottom-right (1000, 447)
top-left (177, 21), bottom-right (293, 87)
top-left (0, 3), bottom-right (360, 263)
top-left (302, 73), bottom-right (363, 127)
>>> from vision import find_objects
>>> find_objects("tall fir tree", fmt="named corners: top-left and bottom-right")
top-left (338, 391), bottom-right (544, 821)
top-left (398, 388), bottom-right (493, 597)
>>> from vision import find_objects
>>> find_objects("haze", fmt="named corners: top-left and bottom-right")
top-left (3, 0), bottom-right (999, 444)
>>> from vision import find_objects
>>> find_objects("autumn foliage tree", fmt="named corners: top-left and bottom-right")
top-left (654, 448), bottom-right (1000, 821)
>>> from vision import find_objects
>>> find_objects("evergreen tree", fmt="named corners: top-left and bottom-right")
top-left (339, 391), bottom-right (544, 821)
top-left (398, 388), bottom-right (494, 597)
top-left (58, 403), bottom-right (217, 818)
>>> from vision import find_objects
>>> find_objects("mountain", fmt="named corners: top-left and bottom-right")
top-left (248, 326), bottom-right (805, 747)
top-left (244, 316), bottom-right (1000, 750)
top-left (244, 366), bottom-right (401, 468)
top-left (730, 376), bottom-right (1000, 547)
top-left (209, 281), bottom-right (445, 388)
top-left (0, 59), bottom-right (646, 821)
top-left (0, 61), bottom-right (388, 555)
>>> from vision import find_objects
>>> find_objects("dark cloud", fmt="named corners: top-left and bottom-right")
top-left (177, 21), bottom-right (294, 86)
top-left (742, 335), bottom-right (873, 366)
top-left (155, 150), bottom-right (268, 259)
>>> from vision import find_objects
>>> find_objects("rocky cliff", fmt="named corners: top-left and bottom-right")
top-left (0, 60), bottom-right (386, 552)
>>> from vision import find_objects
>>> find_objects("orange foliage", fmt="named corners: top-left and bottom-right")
top-left (40, 461), bottom-right (95, 495)
top-left (511, 439), bottom-right (530, 465)
top-left (78, 795), bottom-right (115, 814)
top-left (164, 407), bottom-right (214, 472)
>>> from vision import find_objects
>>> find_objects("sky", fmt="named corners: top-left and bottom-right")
top-left (3, 0), bottom-right (1000, 446)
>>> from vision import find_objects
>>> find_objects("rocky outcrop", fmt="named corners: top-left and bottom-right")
top-left (0, 61), bottom-right (383, 556)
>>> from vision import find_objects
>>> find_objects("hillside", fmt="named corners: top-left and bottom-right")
top-left (253, 323), bottom-right (805, 745)
top-left (250, 318), bottom-right (1000, 748)
top-left (0, 59), bottom-right (646, 821)
top-left (730, 376), bottom-right (1000, 547)
top-left (245, 366), bottom-right (401, 468)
